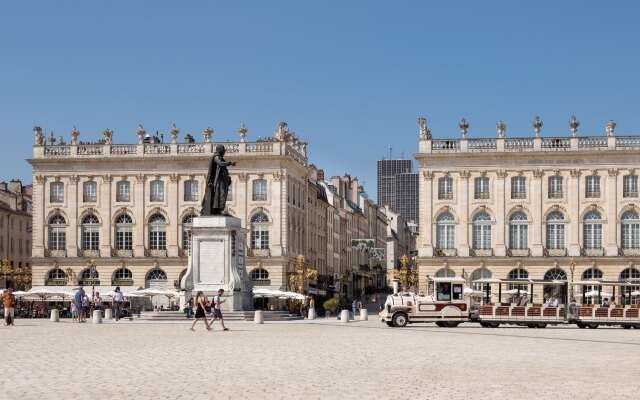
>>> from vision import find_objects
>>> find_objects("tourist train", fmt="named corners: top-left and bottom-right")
top-left (379, 277), bottom-right (640, 329)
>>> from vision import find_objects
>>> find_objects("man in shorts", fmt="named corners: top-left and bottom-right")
top-left (2, 287), bottom-right (15, 326)
top-left (210, 288), bottom-right (229, 331)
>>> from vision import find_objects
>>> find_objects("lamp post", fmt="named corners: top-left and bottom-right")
top-left (569, 259), bottom-right (576, 301)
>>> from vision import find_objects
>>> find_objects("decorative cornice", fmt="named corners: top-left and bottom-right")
top-left (569, 169), bottom-right (581, 178)
top-left (35, 175), bottom-right (45, 184)
top-left (423, 171), bottom-right (434, 180)
top-left (459, 170), bottom-right (471, 179)
top-left (608, 168), bottom-right (619, 177)
top-left (169, 173), bottom-right (179, 182)
top-left (532, 169), bottom-right (544, 178)
top-left (272, 172), bottom-right (282, 182)
top-left (237, 173), bottom-right (249, 182)
top-left (496, 169), bottom-right (508, 179)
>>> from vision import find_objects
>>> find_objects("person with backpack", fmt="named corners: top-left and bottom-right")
top-left (2, 288), bottom-right (15, 326)
top-left (210, 288), bottom-right (229, 331)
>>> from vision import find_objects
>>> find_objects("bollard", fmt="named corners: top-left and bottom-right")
top-left (92, 309), bottom-right (102, 324)
top-left (254, 310), bottom-right (264, 324)
top-left (340, 309), bottom-right (350, 323)
top-left (50, 309), bottom-right (60, 322)
top-left (360, 309), bottom-right (368, 321)
top-left (104, 308), bottom-right (113, 320)
top-left (308, 307), bottom-right (316, 320)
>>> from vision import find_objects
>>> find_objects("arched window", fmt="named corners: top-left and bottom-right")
top-left (252, 179), bottom-right (267, 201)
top-left (115, 214), bottom-right (133, 251)
top-left (582, 267), bottom-right (603, 305)
top-left (48, 214), bottom-right (66, 251)
top-left (79, 268), bottom-right (100, 285)
top-left (46, 268), bottom-right (67, 285)
top-left (620, 267), bottom-right (640, 281)
top-left (146, 268), bottom-right (167, 281)
top-left (250, 268), bottom-right (269, 281)
top-left (150, 180), bottom-right (164, 202)
top-left (621, 210), bottom-right (640, 249)
top-left (435, 268), bottom-right (456, 278)
top-left (544, 268), bottom-right (567, 281)
top-left (507, 268), bottom-right (528, 291)
top-left (81, 214), bottom-right (100, 251)
top-left (148, 213), bottom-right (167, 250)
top-left (436, 212), bottom-right (455, 250)
top-left (546, 211), bottom-right (565, 250)
top-left (250, 212), bottom-right (269, 249)
top-left (471, 267), bottom-right (492, 292)
top-left (472, 212), bottom-right (491, 250)
top-left (182, 214), bottom-right (196, 251)
top-left (112, 267), bottom-right (133, 285)
top-left (583, 211), bottom-right (603, 249)
top-left (543, 268), bottom-right (567, 302)
top-left (509, 212), bottom-right (528, 250)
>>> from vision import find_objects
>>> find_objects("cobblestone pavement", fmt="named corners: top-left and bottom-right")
top-left (2, 318), bottom-right (639, 399)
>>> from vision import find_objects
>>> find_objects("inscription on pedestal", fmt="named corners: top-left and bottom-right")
top-left (198, 239), bottom-right (225, 285)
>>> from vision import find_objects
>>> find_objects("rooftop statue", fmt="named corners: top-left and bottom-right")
top-left (201, 145), bottom-right (236, 216)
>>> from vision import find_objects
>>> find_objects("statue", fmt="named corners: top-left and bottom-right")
top-left (201, 145), bottom-right (236, 216)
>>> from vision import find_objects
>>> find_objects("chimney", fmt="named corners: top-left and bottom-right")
top-left (350, 178), bottom-right (359, 204)
top-left (317, 169), bottom-right (325, 182)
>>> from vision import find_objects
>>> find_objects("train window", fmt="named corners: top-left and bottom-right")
top-left (437, 282), bottom-right (451, 301)
top-left (452, 284), bottom-right (463, 300)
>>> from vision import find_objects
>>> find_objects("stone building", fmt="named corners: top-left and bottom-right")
top-left (384, 205), bottom-right (417, 285)
top-left (416, 116), bottom-right (640, 302)
top-left (0, 180), bottom-right (32, 289)
top-left (28, 122), bottom-right (389, 300)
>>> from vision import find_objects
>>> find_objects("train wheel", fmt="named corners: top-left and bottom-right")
top-left (633, 325), bottom-right (640, 329)
top-left (480, 322), bottom-right (490, 328)
top-left (444, 321), bottom-right (461, 328)
top-left (527, 324), bottom-right (536, 328)
top-left (576, 321), bottom-right (586, 329)
top-left (435, 321), bottom-right (446, 327)
top-left (622, 325), bottom-right (632, 330)
top-left (489, 323), bottom-right (500, 328)
top-left (537, 323), bottom-right (547, 329)
top-left (392, 312), bottom-right (408, 328)
top-left (587, 323), bottom-right (599, 329)
top-left (385, 321), bottom-right (394, 327)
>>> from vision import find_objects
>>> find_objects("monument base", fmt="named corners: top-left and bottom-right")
top-left (181, 215), bottom-right (253, 312)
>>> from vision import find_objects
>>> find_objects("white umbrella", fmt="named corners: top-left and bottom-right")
top-left (504, 289), bottom-right (528, 295)
top-left (584, 290), bottom-right (612, 298)
top-left (631, 291), bottom-right (640, 297)
top-left (463, 287), bottom-right (484, 296)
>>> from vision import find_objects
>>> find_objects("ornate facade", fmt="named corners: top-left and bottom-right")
top-left (0, 180), bottom-right (32, 289)
top-left (416, 117), bottom-right (640, 301)
top-left (28, 122), bottom-right (390, 298)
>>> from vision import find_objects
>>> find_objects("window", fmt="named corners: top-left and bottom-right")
top-left (149, 213), bottom-right (167, 250)
top-left (621, 210), bottom-right (640, 249)
top-left (184, 180), bottom-right (198, 202)
top-left (182, 214), bottom-right (196, 251)
top-left (543, 268), bottom-right (567, 301)
top-left (472, 212), bottom-right (492, 250)
top-left (113, 267), bottom-right (133, 284)
top-left (585, 175), bottom-right (600, 198)
top-left (438, 177), bottom-right (453, 200)
top-left (548, 176), bottom-right (563, 198)
top-left (250, 268), bottom-right (269, 280)
top-left (83, 181), bottom-right (97, 202)
top-left (546, 211), bottom-right (565, 249)
top-left (582, 268), bottom-right (603, 304)
top-left (436, 282), bottom-right (452, 301)
top-left (511, 176), bottom-right (526, 199)
top-left (116, 181), bottom-right (130, 202)
top-left (474, 177), bottom-right (490, 199)
top-left (115, 214), bottom-right (133, 251)
top-left (150, 180), bottom-right (164, 202)
top-left (620, 268), bottom-right (640, 305)
top-left (250, 212), bottom-right (269, 249)
top-left (79, 268), bottom-right (99, 286)
top-left (50, 182), bottom-right (64, 203)
top-left (435, 268), bottom-right (456, 278)
top-left (583, 211), bottom-right (602, 249)
top-left (509, 212), bottom-right (528, 250)
top-left (146, 268), bottom-right (167, 281)
top-left (471, 268), bottom-right (492, 292)
top-left (252, 179), bottom-right (267, 201)
top-left (623, 175), bottom-right (638, 198)
top-left (81, 214), bottom-right (100, 251)
top-left (47, 268), bottom-right (67, 284)
top-left (436, 212), bottom-right (455, 249)
top-left (507, 268), bottom-right (528, 291)
top-left (48, 214), bottom-right (66, 251)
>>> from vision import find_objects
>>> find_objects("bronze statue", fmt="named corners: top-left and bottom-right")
top-left (201, 145), bottom-right (236, 216)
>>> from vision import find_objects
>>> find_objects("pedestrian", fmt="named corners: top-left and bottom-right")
top-left (71, 299), bottom-right (78, 322)
top-left (93, 292), bottom-right (103, 313)
top-left (184, 298), bottom-right (194, 319)
top-left (82, 292), bottom-right (90, 319)
top-left (210, 288), bottom-right (229, 331)
top-left (351, 300), bottom-right (357, 318)
top-left (2, 287), bottom-right (16, 326)
top-left (75, 287), bottom-right (86, 323)
top-left (190, 291), bottom-right (212, 331)
top-left (112, 286), bottom-right (124, 321)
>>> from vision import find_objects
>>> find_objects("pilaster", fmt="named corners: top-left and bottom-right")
top-left (495, 170), bottom-right (507, 256)
top-left (133, 174), bottom-right (146, 257)
top-left (605, 168), bottom-right (619, 256)
top-left (67, 176), bottom-right (79, 257)
top-left (531, 169), bottom-right (544, 256)
top-left (167, 174), bottom-right (179, 257)
top-left (568, 169), bottom-right (581, 256)
top-left (458, 171), bottom-right (470, 257)
top-left (419, 171), bottom-right (433, 257)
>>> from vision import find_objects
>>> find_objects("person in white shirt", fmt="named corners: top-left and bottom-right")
top-left (210, 288), bottom-right (229, 331)
top-left (112, 286), bottom-right (124, 321)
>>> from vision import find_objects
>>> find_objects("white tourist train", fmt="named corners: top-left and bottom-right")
top-left (379, 276), bottom-right (640, 329)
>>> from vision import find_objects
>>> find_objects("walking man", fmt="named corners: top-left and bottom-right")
top-left (112, 286), bottom-right (124, 321)
top-left (2, 288), bottom-right (16, 326)
top-left (210, 289), bottom-right (229, 331)
top-left (75, 287), bottom-right (86, 323)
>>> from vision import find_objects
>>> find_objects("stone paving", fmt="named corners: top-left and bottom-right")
top-left (2, 318), bottom-right (640, 399)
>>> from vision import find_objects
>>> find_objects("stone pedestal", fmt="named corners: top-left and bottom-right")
top-left (308, 308), bottom-right (316, 320)
top-left (104, 308), bottom-right (113, 320)
top-left (254, 310), bottom-right (264, 324)
top-left (50, 309), bottom-right (59, 322)
top-left (340, 309), bottom-right (350, 323)
top-left (360, 309), bottom-right (369, 321)
top-left (92, 310), bottom-right (102, 324)
top-left (181, 215), bottom-right (253, 311)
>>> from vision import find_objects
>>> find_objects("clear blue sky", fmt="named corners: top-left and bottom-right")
top-left (1, 1), bottom-right (639, 199)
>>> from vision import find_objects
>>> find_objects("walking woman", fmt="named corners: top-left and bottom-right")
top-left (190, 291), bottom-right (211, 331)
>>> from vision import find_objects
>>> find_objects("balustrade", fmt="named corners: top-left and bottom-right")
top-left (77, 145), bottom-right (103, 156)
top-left (578, 136), bottom-right (607, 149)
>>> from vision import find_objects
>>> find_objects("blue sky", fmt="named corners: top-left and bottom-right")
top-left (1, 1), bottom-right (638, 199)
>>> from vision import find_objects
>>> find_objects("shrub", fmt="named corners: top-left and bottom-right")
top-left (323, 297), bottom-right (339, 314)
